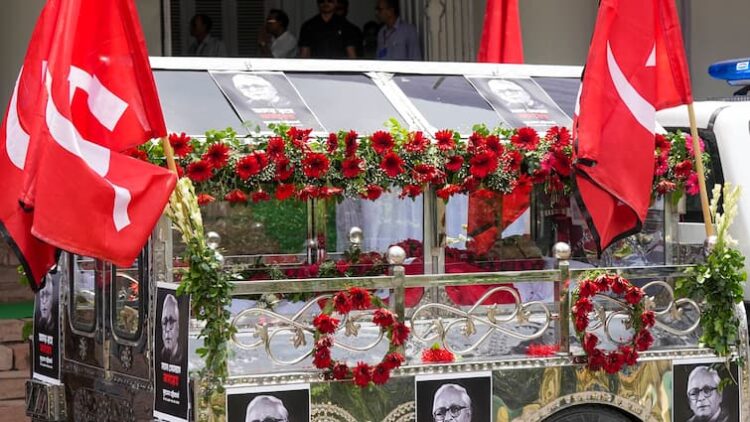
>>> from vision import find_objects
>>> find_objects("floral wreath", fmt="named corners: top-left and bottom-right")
top-left (572, 274), bottom-right (655, 373)
top-left (311, 287), bottom-right (410, 387)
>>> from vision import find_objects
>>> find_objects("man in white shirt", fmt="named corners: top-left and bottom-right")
top-left (259, 9), bottom-right (298, 58)
top-left (187, 14), bottom-right (228, 57)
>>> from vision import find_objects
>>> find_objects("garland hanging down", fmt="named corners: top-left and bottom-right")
top-left (572, 273), bottom-right (655, 373)
top-left (131, 124), bottom-right (707, 205)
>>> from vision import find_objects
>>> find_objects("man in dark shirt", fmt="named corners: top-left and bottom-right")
top-left (299, 0), bottom-right (357, 59)
top-left (335, 0), bottom-right (363, 57)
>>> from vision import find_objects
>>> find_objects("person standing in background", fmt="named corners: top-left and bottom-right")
top-left (375, 0), bottom-right (421, 60)
top-left (187, 14), bottom-right (228, 57)
top-left (335, 0), bottom-right (363, 57)
top-left (258, 9), bottom-right (298, 58)
top-left (299, 0), bottom-right (358, 59)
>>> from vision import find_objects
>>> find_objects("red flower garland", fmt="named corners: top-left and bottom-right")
top-left (311, 287), bottom-right (408, 387)
top-left (572, 274), bottom-right (655, 374)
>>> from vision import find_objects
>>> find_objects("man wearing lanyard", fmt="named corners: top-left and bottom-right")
top-left (375, 0), bottom-right (421, 60)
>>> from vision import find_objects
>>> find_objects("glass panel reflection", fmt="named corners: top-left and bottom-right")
top-left (113, 258), bottom-right (143, 340)
top-left (71, 256), bottom-right (96, 331)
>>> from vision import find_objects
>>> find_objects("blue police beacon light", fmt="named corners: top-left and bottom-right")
top-left (708, 57), bottom-right (750, 86)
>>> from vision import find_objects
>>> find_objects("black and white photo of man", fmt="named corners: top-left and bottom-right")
top-left (210, 71), bottom-right (324, 132)
top-left (674, 362), bottom-right (739, 422)
top-left (161, 293), bottom-right (182, 365)
top-left (33, 272), bottom-right (60, 383)
top-left (416, 373), bottom-right (491, 422)
top-left (468, 76), bottom-right (572, 131)
top-left (226, 384), bottom-right (309, 422)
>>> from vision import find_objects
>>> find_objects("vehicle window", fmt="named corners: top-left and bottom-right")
top-left (392, 75), bottom-right (505, 134)
top-left (70, 255), bottom-right (96, 332)
top-left (286, 73), bottom-right (406, 134)
top-left (153, 70), bottom-right (247, 136)
top-left (111, 252), bottom-right (146, 341)
top-left (532, 77), bottom-right (581, 120)
top-left (685, 129), bottom-right (724, 223)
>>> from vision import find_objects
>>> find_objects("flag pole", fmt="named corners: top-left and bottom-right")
top-left (686, 103), bottom-right (714, 237)
top-left (161, 136), bottom-right (178, 174)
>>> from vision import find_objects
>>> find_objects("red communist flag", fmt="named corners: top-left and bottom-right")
top-left (574, 0), bottom-right (692, 253)
top-left (0, 0), bottom-right (176, 289)
top-left (477, 0), bottom-right (524, 63)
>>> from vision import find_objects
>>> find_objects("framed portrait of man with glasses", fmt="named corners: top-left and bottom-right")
top-left (415, 372), bottom-right (491, 422)
top-left (226, 384), bottom-right (310, 422)
top-left (674, 361), bottom-right (739, 422)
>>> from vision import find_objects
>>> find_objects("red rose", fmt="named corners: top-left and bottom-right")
top-left (267, 136), bottom-right (286, 159)
top-left (577, 280), bottom-right (596, 298)
top-left (674, 160), bottom-right (693, 180)
top-left (236, 153), bottom-right (267, 180)
top-left (405, 131), bottom-right (428, 152)
top-left (413, 164), bottom-right (437, 184)
top-left (169, 132), bottom-right (193, 157)
top-left (332, 363), bottom-right (349, 380)
top-left (342, 157), bottom-right (364, 178)
top-left (575, 297), bottom-right (593, 316)
top-left (187, 160), bottom-right (213, 182)
top-left (610, 276), bottom-right (628, 295)
top-left (370, 131), bottom-right (394, 154)
top-left (640, 310), bottom-right (656, 329)
top-left (445, 155), bottom-right (464, 172)
top-left (469, 150), bottom-right (498, 178)
top-left (383, 352), bottom-right (406, 369)
top-left (312, 347), bottom-right (331, 369)
top-left (275, 184), bottom-right (295, 201)
top-left (619, 345), bottom-right (639, 366)
top-left (436, 184), bottom-right (461, 200)
top-left (373, 309), bottom-right (396, 328)
top-left (484, 135), bottom-right (504, 155)
top-left (371, 363), bottom-right (391, 385)
top-left (348, 287), bottom-right (371, 310)
top-left (634, 329), bottom-right (654, 351)
top-left (313, 314), bottom-right (340, 334)
top-left (327, 133), bottom-right (339, 153)
top-left (603, 351), bottom-right (625, 374)
top-left (587, 349), bottom-right (606, 371)
top-left (344, 130), bottom-right (359, 156)
top-left (583, 332), bottom-right (599, 354)
top-left (335, 259), bottom-right (350, 276)
top-left (625, 286), bottom-right (644, 305)
top-left (225, 189), bottom-right (247, 204)
top-left (400, 185), bottom-right (423, 198)
top-left (575, 315), bottom-right (589, 332)
top-left (352, 362), bottom-right (371, 387)
top-left (511, 127), bottom-right (540, 150)
top-left (435, 130), bottom-right (456, 150)
top-left (362, 185), bottom-right (384, 201)
top-left (202, 143), bottom-right (230, 169)
top-left (302, 152), bottom-right (330, 179)
top-left (380, 152), bottom-right (405, 177)
top-left (333, 291), bottom-right (352, 314)
top-left (197, 193), bottom-right (215, 206)
top-left (251, 190), bottom-right (270, 203)
top-left (390, 322), bottom-right (410, 346)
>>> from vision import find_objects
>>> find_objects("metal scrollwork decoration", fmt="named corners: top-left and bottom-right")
top-left (77, 337), bottom-right (88, 361)
top-left (409, 285), bottom-right (552, 356)
top-left (641, 280), bottom-right (701, 335)
top-left (119, 345), bottom-right (133, 370)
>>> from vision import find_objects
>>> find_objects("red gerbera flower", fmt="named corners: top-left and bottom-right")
top-left (202, 143), bottom-right (230, 169)
top-left (435, 130), bottom-right (456, 150)
top-left (577, 280), bottom-right (596, 298)
top-left (362, 185), bottom-right (384, 201)
top-left (674, 160), bottom-right (693, 180)
top-left (275, 184), bottom-right (295, 201)
top-left (511, 127), bottom-right (540, 150)
top-left (313, 347), bottom-right (332, 369)
top-left (370, 131), bottom-right (394, 154)
top-left (287, 127), bottom-right (312, 147)
top-left (348, 287), bottom-right (371, 310)
top-left (236, 153), bottom-right (267, 180)
top-left (654, 133), bottom-right (671, 152)
top-left (371, 363), bottom-right (391, 385)
top-left (574, 297), bottom-right (593, 317)
top-left (484, 135), bottom-right (504, 155)
top-left (412, 164), bottom-right (437, 183)
top-left (583, 332), bottom-right (598, 354)
top-left (333, 291), bottom-right (352, 314)
top-left (352, 362), bottom-right (371, 387)
top-left (196, 193), bottom-right (215, 206)
top-left (400, 184), bottom-right (422, 198)
top-left (297, 185), bottom-right (321, 200)
top-left (186, 160), bottom-right (213, 182)
top-left (603, 351), bottom-right (625, 374)
top-left (168, 132), bottom-right (193, 157)
top-left (405, 131), bottom-right (428, 152)
top-left (380, 152), bottom-right (404, 177)
top-left (445, 155), bottom-right (464, 173)
top-left (341, 157), bottom-right (364, 178)
top-left (546, 126), bottom-right (571, 147)
top-left (273, 156), bottom-right (294, 181)
top-left (468, 132), bottom-right (485, 153)
top-left (469, 150), bottom-right (498, 178)
top-left (373, 309), bottom-right (396, 328)
top-left (620, 345), bottom-right (639, 366)
top-left (224, 189), bottom-right (247, 204)
top-left (327, 133), bottom-right (339, 153)
top-left (436, 184), bottom-right (462, 200)
top-left (390, 322), bottom-right (410, 346)
top-left (344, 130), bottom-right (359, 156)
top-left (251, 190), bottom-right (270, 203)
top-left (640, 310), bottom-right (656, 328)
top-left (266, 136), bottom-right (286, 159)
top-left (634, 329), bottom-right (654, 351)
top-left (625, 286), bottom-right (644, 305)
top-left (313, 314), bottom-right (339, 334)
top-left (332, 363), bottom-right (349, 380)
top-left (383, 352), bottom-right (405, 370)
top-left (335, 259), bottom-right (350, 275)
top-left (302, 152), bottom-right (330, 179)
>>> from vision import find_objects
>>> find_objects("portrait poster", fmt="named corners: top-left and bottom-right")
top-left (33, 272), bottom-right (60, 384)
top-left (226, 383), bottom-right (311, 422)
top-left (467, 76), bottom-right (573, 132)
top-left (673, 360), bottom-right (740, 422)
top-left (154, 283), bottom-right (191, 422)
top-left (415, 372), bottom-right (492, 422)
top-left (210, 71), bottom-right (324, 132)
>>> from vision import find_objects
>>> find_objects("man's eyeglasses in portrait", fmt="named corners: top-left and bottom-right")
top-left (688, 385), bottom-right (718, 400)
top-left (433, 405), bottom-right (467, 421)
